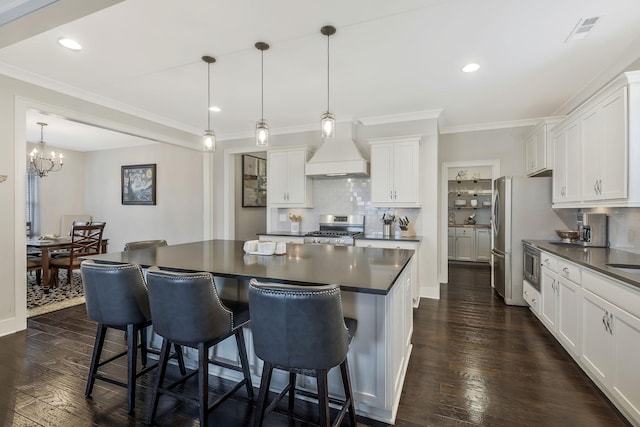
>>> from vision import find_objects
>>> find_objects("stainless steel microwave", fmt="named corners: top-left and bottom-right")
top-left (523, 243), bottom-right (540, 292)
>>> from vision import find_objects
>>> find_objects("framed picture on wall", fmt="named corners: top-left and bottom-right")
top-left (121, 164), bottom-right (157, 205)
top-left (242, 155), bottom-right (267, 207)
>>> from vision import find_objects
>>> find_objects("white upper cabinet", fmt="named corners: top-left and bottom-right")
top-left (551, 71), bottom-right (640, 208)
top-left (524, 120), bottom-right (560, 177)
top-left (580, 87), bottom-right (628, 202)
top-left (369, 136), bottom-right (420, 207)
top-left (267, 147), bottom-right (313, 207)
top-left (552, 119), bottom-right (581, 204)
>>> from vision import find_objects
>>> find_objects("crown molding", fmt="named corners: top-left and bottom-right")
top-left (357, 109), bottom-right (442, 126)
top-left (439, 117), bottom-right (544, 134)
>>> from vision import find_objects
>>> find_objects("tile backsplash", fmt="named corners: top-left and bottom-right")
top-left (272, 177), bottom-right (421, 235)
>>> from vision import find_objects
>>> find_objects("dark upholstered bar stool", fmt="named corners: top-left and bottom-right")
top-left (248, 279), bottom-right (357, 427)
top-left (146, 268), bottom-right (254, 427)
top-left (80, 260), bottom-right (186, 415)
top-left (124, 240), bottom-right (168, 251)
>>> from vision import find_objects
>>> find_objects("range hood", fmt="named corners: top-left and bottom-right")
top-left (305, 138), bottom-right (369, 177)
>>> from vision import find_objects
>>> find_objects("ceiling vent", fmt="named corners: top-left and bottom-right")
top-left (565, 16), bottom-right (600, 42)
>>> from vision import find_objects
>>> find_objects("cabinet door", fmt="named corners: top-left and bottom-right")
top-left (552, 128), bottom-right (567, 202)
top-left (540, 266), bottom-right (558, 332)
top-left (454, 228), bottom-right (475, 261)
top-left (268, 151), bottom-right (288, 204)
top-left (557, 277), bottom-right (581, 357)
top-left (474, 228), bottom-right (491, 262)
top-left (598, 87), bottom-right (627, 200)
top-left (370, 144), bottom-right (394, 204)
top-left (285, 150), bottom-right (307, 204)
top-left (564, 121), bottom-right (582, 201)
top-left (392, 141), bottom-right (418, 204)
top-left (582, 289), bottom-right (614, 385)
top-left (525, 133), bottom-right (537, 175)
top-left (581, 106), bottom-right (602, 200)
top-left (610, 303), bottom-right (640, 421)
top-left (447, 228), bottom-right (455, 260)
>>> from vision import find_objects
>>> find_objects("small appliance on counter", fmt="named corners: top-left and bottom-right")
top-left (577, 212), bottom-right (609, 247)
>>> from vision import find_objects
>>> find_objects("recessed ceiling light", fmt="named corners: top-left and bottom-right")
top-left (462, 63), bottom-right (480, 73)
top-left (209, 106), bottom-right (221, 112)
top-left (58, 38), bottom-right (82, 50)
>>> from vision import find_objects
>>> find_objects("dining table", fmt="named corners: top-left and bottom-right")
top-left (27, 237), bottom-right (108, 292)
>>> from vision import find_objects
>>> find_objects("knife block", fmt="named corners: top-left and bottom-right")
top-left (399, 223), bottom-right (416, 237)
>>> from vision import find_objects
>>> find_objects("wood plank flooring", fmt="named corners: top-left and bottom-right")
top-left (0, 264), bottom-right (630, 426)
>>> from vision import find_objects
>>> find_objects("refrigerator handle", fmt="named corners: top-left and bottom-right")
top-left (493, 191), bottom-right (501, 237)
top-left (491, 249), bottom-right (505, 258)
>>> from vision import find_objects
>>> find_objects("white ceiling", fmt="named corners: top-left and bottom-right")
top-left (4, 0), bottom-right (640, 150)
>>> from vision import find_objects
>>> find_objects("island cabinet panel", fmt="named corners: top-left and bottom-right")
top-left (258, 234), bottom-right (305, 244)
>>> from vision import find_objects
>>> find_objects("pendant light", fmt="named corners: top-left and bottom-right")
top-left (202, 55), bottom-right (216, 151)
top-left (29, 122), bottom-right (64, 177)
top-left (255, 42), bottom-right (270, 147)
top-left (320, 25), bottom-right (336, 138)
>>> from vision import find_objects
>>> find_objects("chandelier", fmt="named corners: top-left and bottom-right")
top-left (29, 122), bottom-right (63, 177)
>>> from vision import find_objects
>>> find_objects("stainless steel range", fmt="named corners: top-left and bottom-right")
top-left (304, 214), bottom-right (365, 246)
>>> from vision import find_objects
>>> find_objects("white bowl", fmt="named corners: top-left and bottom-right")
top-left (454, 200), bottom-right (466, 206)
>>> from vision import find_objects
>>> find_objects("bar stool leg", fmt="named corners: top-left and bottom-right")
top-left (174, 344), bottom-right (187, 375)
top-left (288, 372), bottom-right (296, 415)
top-left (316, 370), bottom-right (330, 427)
top-left (340, 359), bottom-right (357, 426)
top-left (139, 326), bottom-right (148, 367)
top-left (235, 328), bottom-right (254, 400)
top-left (197, 343), bottom-right (209, 427)
top-left (126, 323), bottom-right (138, 414)
top-left (149, 339), bottom-right (171, 422)
top-left (253, 362), bottom-right (273, 427)
top-left (85, 324), bottom-right (107, 398)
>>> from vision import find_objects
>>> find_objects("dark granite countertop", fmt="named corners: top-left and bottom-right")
top-left (358, 234), bottom-right (422, 243)
top-left (257, 231), bottom-right (307, 237)
top-left (524, 240), bottom-right (640, 291)
top-left (85, 240), bottom-right (414, 295)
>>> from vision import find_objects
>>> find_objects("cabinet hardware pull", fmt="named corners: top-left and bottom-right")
top-left (532, 298), bottom-right (537, 303)
top-left (390, 191), bottom-right (393, 200)
top-left (594, 181), bottom-right (598, 194)
top-left (602, 313), bottom-right (609, 333)
top-left (608, 312), bottom-right (614, 335)
top-left (562, 267), bottom-right (569, 274)
top-left (394, 190), bottom-right (397, 200)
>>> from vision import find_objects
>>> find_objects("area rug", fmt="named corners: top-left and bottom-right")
top-left (27, 270), bottom-right (85, 317)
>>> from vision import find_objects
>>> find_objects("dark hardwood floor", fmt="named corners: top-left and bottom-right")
top-left (0, 265), bottom-right (630, 426)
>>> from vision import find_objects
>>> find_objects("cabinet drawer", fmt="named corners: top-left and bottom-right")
top-left (557, 259), bottom-right (581, 284)
top-left (540, 252), bottom-right (558, 272)
top-left (523, 280), bottom-right (541, 315)
top-left (455, 227), bottom-right (473, 237)
top-left (583, 269), bottom-right (640, 319)
top-left (355, 240), bottom-right (417, 250)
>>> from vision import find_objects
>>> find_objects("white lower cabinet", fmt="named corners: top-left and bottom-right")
top-left (257, 235), bottom-right (305, 244)
top-left (540, 253), bottom-right (582, 358)
top-left (522, 280), bottom-right (541, 317)
top-left (534, 251), bottom-right (640, 425)
top-left (474, 228), bottom-right (491, 262)
top-left (581, 270), bottom-right (640, 424)
top-left (454, 228), bottom-right (475, 261)
top-left (447, 228), bottom-right (455, 260)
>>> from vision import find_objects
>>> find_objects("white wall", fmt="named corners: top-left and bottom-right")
top-left (83, 143), bottom-right (204, 252)
top-left (28, 143), bottom-right (86, 236)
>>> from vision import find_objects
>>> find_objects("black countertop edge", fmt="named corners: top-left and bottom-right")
top-left (257, 231), bottom-right (307, 237)
top-left (257, 231), bottom-right (422, 242)
top-left (359, 234), bottom-right (422, 242)
top-left (523, 240), bottom-right (640, 292)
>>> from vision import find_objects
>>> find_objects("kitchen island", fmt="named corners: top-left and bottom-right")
top-left (86, 240), bottom-right (415, 424)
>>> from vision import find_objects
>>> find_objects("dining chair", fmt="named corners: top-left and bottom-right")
top-left (50, 223), bottom-right (105, 287)
top-left (27, 256), bottom-right (42, 286)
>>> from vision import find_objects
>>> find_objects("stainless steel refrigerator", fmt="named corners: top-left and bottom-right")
top-left (491, 176), bottom-right (565, 305)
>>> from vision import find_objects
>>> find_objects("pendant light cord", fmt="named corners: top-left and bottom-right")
top-left (326, 33), bottom-right (330, 113)
top-left (207, 62), bottom-right (211, 129)
top-left (261, 49), bottom-right (264, 121)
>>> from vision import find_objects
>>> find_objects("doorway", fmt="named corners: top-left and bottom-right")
top-left (439, 160), bottom-right (500, 285)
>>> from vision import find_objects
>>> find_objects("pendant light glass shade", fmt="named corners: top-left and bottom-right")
top-left (320, 25), bottom-right (336, 138)
top-left (321, 112), bottom-right (335, 138)
top-left (202, 55), bottom-right (216, 151)
top-left (256, 120), bottom-right (269, 147)
top-left (255, 42), bottom-right (270, 147)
